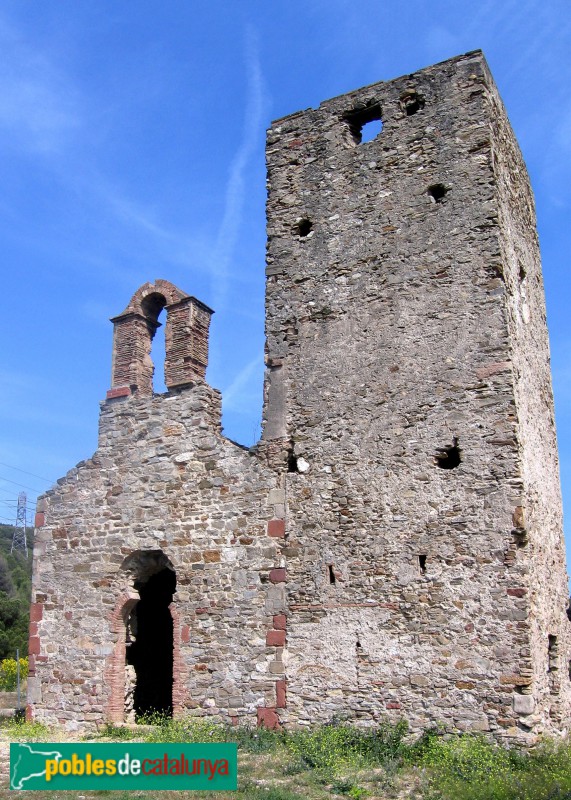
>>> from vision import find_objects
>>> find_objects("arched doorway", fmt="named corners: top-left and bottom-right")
top-left (121, 550), bottom-right (176, 720)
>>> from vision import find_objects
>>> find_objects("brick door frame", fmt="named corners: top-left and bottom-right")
top-left (106, 591), bottom-right (185, 723)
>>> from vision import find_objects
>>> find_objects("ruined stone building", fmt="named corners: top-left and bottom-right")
top-left (28, 50), bottom-right (571, 739)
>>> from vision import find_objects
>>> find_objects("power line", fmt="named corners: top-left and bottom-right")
top-left (0, 475), bottom-right (46, 494)
top-left (0, 486), bottom-right (37, 502)
top-left (0, 461), bottom-right (53, 483)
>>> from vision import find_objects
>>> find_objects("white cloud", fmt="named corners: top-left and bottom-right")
top-left (222, 353), bottom-right (264, 411)
top-left (0, 13), bottom-right (80, 153)
top-left (210, 25), bottom-right (267, 311)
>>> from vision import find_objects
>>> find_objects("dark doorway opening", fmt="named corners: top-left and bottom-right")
top-left (126, 566), bottom-right (176, 720)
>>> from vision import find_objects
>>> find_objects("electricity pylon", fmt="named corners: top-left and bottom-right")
top-left (11, 492), bottom-right (28, 557)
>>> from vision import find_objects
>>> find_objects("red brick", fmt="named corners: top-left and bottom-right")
top-left (181, 625), bottom-right (190, 643)
top-left (269, 568), bottom-right (286, 584)
top-left (273, 614), bottom-right (287, 630)
top-left (28, 655), bottom-right (36, 676)
top-left (386, 702), bottom-right (401, 709)
top-left (507, 588), bottom-right (527, 597)
top-left (34, 512), bottom-right (45, 528)
top-left (276, 680), bottom-right (287, 708)
top-left (106, 386), bottom-right (131, 399)
top-left (30, 603), bottom-right (43, 623)
top-left (266, 630), bottom-right (286, 647)
top-left (29, 623), bottom-right (38, 637)
top-left (64, 611), bottom-right (73, 621)
top-left (257, 707), bottom-right (281, 729)
top-left (26, 705), bottom-right (33, 722)
top-left (29, 636), bottom-right (40, 656)
top-left (267, 519), bottom-right (285, 538)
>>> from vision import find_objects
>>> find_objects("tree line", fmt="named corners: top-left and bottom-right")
top-left (0, 525), bottom-right (32, 659)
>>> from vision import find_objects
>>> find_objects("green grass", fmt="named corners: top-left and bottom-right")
top-left (416, 731), bottom-right (571, 800)
top-left (0, 716), bottom-right (52, 741)
top-left (2, 715), bottom-right (571, 799)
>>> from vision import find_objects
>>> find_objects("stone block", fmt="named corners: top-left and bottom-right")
top-left (106, 386), bottom-right (131, 400)
top-left (513, 694), bottom-right (535, 716)
top-left (275, 680), bottom-right (287, 708)
top-left (267, 489), bottom-right (285, 505)
top-left (267, 519), bottom-right (285, 538)
top-left (257, 707), bottom-right (281, 729)
top-left (29, 637), bottom-right (40, 656)
top-left (266, 630), bottom-right (286, 647)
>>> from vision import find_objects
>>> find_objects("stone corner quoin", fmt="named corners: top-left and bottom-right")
top-left (27, 50), bottom-right (571, 742)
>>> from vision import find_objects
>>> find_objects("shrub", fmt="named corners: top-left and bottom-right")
top-left (0, 656), bottom-right (28, 691)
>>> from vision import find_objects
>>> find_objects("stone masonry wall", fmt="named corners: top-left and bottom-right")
top-left (28, 384), bottom-right (286, 730)
top-left (487, 76), bottom-right (571, 729)
top-left (262, 51), bottom-right (570, 740)
top-left (29, 52), bottom-right (570, 741)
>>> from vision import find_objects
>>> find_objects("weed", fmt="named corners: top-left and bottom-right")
top-left (0, 717), bottom-right (51, 741)
top-left (419, 734), bottom-right (571, 800)
top-left (96, 722), bottom-right (137, 740)
top-left (285, 719), bottom-right (408, 782)
top-left (141, 714), bottom-right (227, 744)
top-left (229, 725), bottom-right (284, 754)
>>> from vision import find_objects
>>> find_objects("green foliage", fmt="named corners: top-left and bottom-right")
top-left (47, 713), bottom-right (571, 800)
top-left (229, 724), bottom-right (285, 754)
top-left (285, 719), bottom-right (408, 783)
top-left (0, 656), bottom-right (28, 690)
top-left (0, 554), bottom-right (14, 595)
top-left (0, 594), bottom-right (30, 658)
top-left (141, 713), bottom-right (229, 743)
top-left (0, 525), bottom-right (33, 658)
top-left (419, 733), bottom-right (571, 800)
top-left (331, 777), bottom-right (368, 798)
top-left (236, 788), bottom-right (307, 800)
top-left (97, 722), bottom-right (138, 740)
top-left (0, 716), bottom-right (51, 741)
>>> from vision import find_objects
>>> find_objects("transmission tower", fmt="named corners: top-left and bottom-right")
top-left (11, 492), bottom-right (28, 557)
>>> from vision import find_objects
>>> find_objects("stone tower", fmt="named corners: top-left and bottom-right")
top-left (262, 49), bottom-right (570, 737)
top-left (28, 51), bottom-right (570, 740)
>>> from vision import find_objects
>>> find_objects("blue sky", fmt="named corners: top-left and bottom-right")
top-left (0, 1), bottom-right (570, 566)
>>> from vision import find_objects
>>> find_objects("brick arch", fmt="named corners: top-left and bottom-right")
top-left (169, 602), bottom-right (190, 716)
top-left (107, 280), bottom-right (214, 398)
top-left (105, 590), bottom-right (139, 723)
top-left (105, 590), bottom-right (188, 723)
top-left (117, 280), bottom-right (190, 318)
